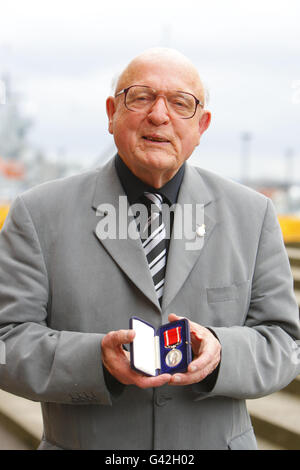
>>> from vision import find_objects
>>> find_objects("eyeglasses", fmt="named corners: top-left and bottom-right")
top-left (115, 85), bottom-right (203, 119)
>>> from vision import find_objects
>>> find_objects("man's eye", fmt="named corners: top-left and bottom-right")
top-left (135, 94), bottom-right (152, 101)
top-left (172, 99), bottom-right (188, 108)
top-left (174, 101), bottom-right (185, 107)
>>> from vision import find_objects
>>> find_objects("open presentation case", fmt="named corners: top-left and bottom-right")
top-left (129, 316), bottom-right (192, 376)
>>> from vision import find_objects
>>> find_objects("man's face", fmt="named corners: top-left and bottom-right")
top-left (106, 58), bottom-right (211, 187)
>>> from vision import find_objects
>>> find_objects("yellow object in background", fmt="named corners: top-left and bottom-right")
top-left (0, 204), bottom-right (10, 231)
top-left (0, 203), bottom-right (300, 243)
top-left (278, 215), bottom-right (300, 243)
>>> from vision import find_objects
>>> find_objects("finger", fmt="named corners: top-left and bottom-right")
top-left (169, 368), bottom-right (210, 386)
top-left (169, 371), bottom-right (200, 386)
top-left (170, 341), bottom-right (220, 386)
top-left (101, 330), bottom-right (135, 380)
top-left (190, 331), bottom-right (203, 356)
top-left (168, 313), bottom-right (184, 322)
top-left (189, 322), bottom-right (206, 337)
top-left (104, 329), bottom-right (135, 349)
top-left (167, 315), bottom-right (205, 339)
top-left (191, 330), bottom-right (204, 341)
top-left (189, 340), bottom-right (221, 375)
top-left (169, 354), bottom-right (219, 386)
top-left (134, 373), bottom-right (172, 389)
top-left (119, 366), bottom-right (171, 387)
top-left (122, 365), bottom-right (172, 388)
top-left (189, 351), bottom-right (212, 373)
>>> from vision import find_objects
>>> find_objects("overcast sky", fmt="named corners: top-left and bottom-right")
top-left (0, 0), bottom-right (300, 181)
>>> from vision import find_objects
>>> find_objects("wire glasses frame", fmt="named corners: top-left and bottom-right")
top-left (115, 85), bottom-right (203, 119)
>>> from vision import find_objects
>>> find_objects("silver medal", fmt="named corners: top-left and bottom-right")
top-left (165, 348), bottom-right (182, 368)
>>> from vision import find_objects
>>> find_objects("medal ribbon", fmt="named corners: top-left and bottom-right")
top-left (164, 326), bottom-right (182, 348)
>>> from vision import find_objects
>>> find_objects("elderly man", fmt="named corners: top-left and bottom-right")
top-left (0, 48), bottom-right (299, 451)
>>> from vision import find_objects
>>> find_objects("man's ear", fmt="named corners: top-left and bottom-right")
top-left (199, 110), bottom-right (211, 138)
top-left (106, 96), bottom-right (116, 135)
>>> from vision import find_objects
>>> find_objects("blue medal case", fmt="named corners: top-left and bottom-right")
top-left (129, 316), bottom-right (192, 376)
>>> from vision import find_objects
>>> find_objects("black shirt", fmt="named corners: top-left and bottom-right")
top-left (115, 153), bottom-right (185, 251)
top-left (115, 153), bottom-right (185, 207)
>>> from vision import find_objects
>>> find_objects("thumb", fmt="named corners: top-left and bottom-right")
top-left (168, 313), bottom-right (184, 322)
top-left (106, 329), bottom-right (135, 348)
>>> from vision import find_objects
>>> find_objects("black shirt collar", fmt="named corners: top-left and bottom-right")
top-left (115, 154), bottom-right (185, 206)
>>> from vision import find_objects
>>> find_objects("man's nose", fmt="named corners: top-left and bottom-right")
top-left (147, 96), bottom-right (170, 125)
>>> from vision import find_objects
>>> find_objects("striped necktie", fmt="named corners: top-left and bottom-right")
top-left (141, 192), bottom-right (167, 304)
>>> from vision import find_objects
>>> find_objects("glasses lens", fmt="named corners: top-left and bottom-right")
top-left (168, 92), bottom-right (196, 118)
top-left (125, 86), bottom-right (197, 118)
top-left (126, 86), bottom-right (155, 111)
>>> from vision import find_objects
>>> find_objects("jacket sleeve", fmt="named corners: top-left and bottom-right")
top-left (0, 195), bottom-right (113, 405)
top-left (205, 198), bottom-right (300, 399)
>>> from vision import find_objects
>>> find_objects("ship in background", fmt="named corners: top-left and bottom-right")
top-left (0, 75), bottom-right (28, 229)
top-left (0, 75), bottom-right (83, 230)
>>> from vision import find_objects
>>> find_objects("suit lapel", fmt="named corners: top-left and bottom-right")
top-left (162, 165), bottom-right (216, 310)
top-left (92, 159), bottom-right (161, 310)
top-left (91, 160), bottom-right (216, 312)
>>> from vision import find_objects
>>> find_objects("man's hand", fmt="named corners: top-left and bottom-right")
top-left (167, 313), bottom-right (221, 386)
top-left (101, 329), bottom-right (171, 389)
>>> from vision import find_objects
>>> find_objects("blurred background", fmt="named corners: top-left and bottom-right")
top-left (0, 0), bottom-right (299, 450)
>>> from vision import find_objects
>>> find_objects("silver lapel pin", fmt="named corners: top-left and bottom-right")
top-left (196, 224), bottom-right (206, 237)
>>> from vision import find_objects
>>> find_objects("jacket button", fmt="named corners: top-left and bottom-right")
top-left (155, 393), bottom-right (172, 407)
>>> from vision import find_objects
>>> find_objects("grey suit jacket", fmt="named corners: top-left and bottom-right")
top-left (0, 158), bottom-right (299, 450)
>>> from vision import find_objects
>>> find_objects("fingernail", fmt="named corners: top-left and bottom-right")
top-left (189, 365), bottom-right (196, 372)
top-left (173, 375), bottom-right (181, 383)
top-left (127, 331), bottom-right (134, 341)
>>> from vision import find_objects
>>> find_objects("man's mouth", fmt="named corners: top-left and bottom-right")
top-left (142, 135), bottom-right (170, 143)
